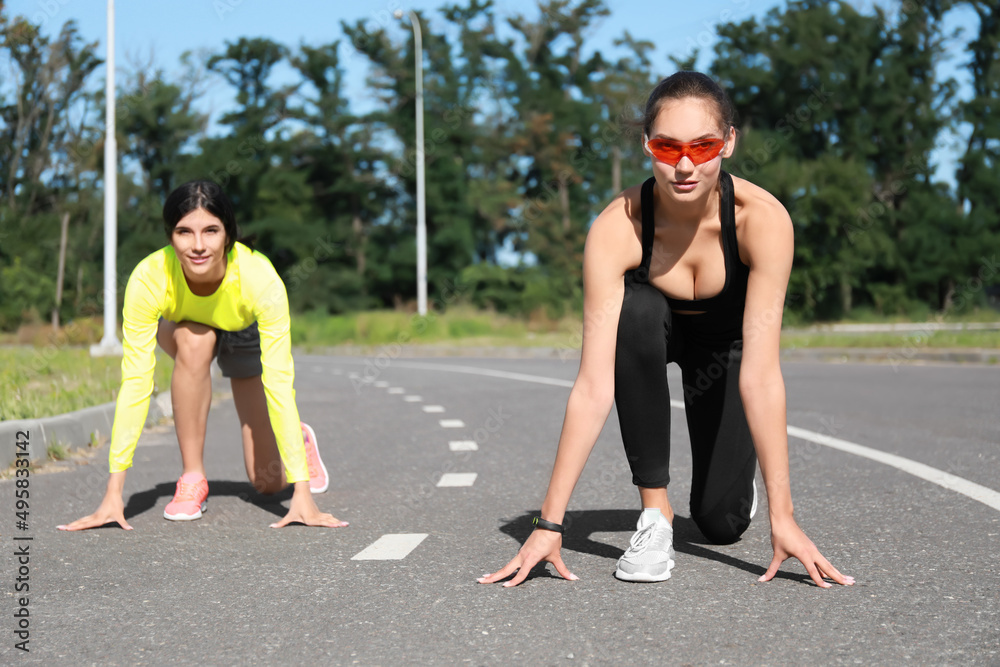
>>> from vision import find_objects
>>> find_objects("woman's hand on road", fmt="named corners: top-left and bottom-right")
top-left (760, 516), bottom-right (854, 588)
top-left (269, 481), bottom-right (348, 528)
top-left (478, 528), bottom-right (578, 587)
top-left (57, 491), bottom-right (132, 532)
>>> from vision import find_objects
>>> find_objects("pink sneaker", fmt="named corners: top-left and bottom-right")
top-left (301, 422), bottom-right (329, 494)
top-left (163, 472), bottom-right (209, 521)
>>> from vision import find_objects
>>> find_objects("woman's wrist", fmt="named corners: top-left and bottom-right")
top-left (106, 470), bottom-right (127, 495)
top-left (539, 501), bottom-right (567, 526)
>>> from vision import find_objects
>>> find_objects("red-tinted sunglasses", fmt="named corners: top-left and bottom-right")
top-left (644, 133), bottom-right (728, 166)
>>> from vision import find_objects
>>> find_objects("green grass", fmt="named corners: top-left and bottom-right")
top-left (781, 329), bottom-right (1000, 349)
top-left (290, 307), bottom-right (581, 349)
top-left (47, 442), bottom-right (69, 461)
top-left (0, 347), bottom-right (174, 422)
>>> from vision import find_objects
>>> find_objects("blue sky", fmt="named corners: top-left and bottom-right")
top-left (4, 0), bottom-right (981, 184)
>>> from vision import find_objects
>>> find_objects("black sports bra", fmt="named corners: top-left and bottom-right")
top-left (634, 171), bottom-right (750, 317)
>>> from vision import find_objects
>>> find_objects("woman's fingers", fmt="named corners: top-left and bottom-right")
top-left (271, 510), bottom-right (349, 528)
top-left (310, 512), bottom-right (348, 528)
top-left (57, 517), bottom-right (96, 531)
top-left (758, 553), bottom-right (785, 582)
top-left (548, 554), bottom-right (579, 581)
top-left (803, 559), bottom-right (832, 589)
top-left (817, 557), bottom-right (854, 586)
top-left (478, 557), bottom-right (522, 584)
top-left (503, 553), bottom-right (541, 587)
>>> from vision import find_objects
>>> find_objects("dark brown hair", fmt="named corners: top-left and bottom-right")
top-left (642, 71), bottom-right (737, 138)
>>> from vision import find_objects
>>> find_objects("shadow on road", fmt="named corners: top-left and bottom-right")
top-left (123, 480), bottom-right (294, 521)
top-left (497, 509), bottom-right (813, 585)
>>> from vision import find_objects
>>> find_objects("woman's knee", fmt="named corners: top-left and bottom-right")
top-left (247, 458), bottom-right (284, 495)
top-left (171, 322), bottom-right (217, 368)
top-left (692, 507), bottom-right (752, 545)
top-left (691, 486), bottom-right (756, 545)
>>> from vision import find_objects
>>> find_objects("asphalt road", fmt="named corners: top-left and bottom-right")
top-left (2, 356), bottom-right (998, 665)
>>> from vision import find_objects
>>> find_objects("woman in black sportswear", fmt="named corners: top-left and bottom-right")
top-left (480, 72), bottom-right (854, 587)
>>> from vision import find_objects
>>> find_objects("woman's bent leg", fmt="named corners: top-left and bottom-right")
top-left (614, 281), bottom-right (674, 508)
top-left (157, 320), bottom-right (216, 477)
top-left (680, 338), bottom-right (757, 544)
top-left (230, 374), bottom-right (286, 494)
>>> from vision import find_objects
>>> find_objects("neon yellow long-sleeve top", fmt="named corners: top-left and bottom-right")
top-left (109, 242), bottom-right (308, 482)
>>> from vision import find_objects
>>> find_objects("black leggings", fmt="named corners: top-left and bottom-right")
top-left (614, 278), bottom-right (757, 544)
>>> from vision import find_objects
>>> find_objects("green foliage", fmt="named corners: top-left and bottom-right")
top-left (0, 1), bottom-right (997, 329)
top-left (288, 307), bottom-right (575, 348)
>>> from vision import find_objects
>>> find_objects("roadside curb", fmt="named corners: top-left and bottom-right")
top-left (0, 392), bottom-right (172, 470)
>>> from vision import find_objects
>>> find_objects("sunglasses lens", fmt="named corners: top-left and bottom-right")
top-left (648, 139), bottom-right (724, 165)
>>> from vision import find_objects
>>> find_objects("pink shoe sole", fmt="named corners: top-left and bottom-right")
top-left (301, 422), bottom-right (329, 494)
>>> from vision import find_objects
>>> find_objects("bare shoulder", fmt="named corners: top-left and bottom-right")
top-left (585, 184), bottom-right (644, 275)
top-left (731, 175), bottom-right (792, 230)
top-left (730, 175), bottom-right (793, 265)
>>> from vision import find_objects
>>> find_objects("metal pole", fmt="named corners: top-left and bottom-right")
top-left (91, 0), bottom-right (121, 356)
top-left (396, 9), bottom-right (427, 316)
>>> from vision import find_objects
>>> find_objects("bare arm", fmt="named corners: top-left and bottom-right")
top-left (738, 187), bottom-right (853, 588)
top-left (480, 192), bottom-right (640, 586)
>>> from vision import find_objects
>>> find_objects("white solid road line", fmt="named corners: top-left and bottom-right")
top-left (351, 534), bottom-right (429, 561)
top-left (786, 425), bottom-right (1000, 512)
top-left (422, 405), bottom-right (446, 413)
top-left (389, 361), bottom-right (1000, 514)
top-left (437, 473), bottom-right (477, 487)
top-left (439, 419), bottom-right (465, 428)
top-left (449, 440), bottom-right (479, 451)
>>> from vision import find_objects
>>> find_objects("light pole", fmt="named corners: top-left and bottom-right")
top-left (91, 0), bottom-right (122, 356)
top-left (394, 9), bottom-right (427, 316)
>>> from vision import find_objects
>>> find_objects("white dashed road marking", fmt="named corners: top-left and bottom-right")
top-left (437, 473), bottom-right (477, 487)
top-left (374, 381), bottom-right (389, 388)
top-left (449, 440), bottom-right (479, 451)
top-left (388, 387), bottom-right (405, 394)
top-left (422, 405), bottom-right (445, 413)
top-left (351, 534), bottom-right (429, 561)
top-left (439, 419), bottom-right (465, 428)
top-left (387, 361), bottom-right (1000, 514)
top-left (404, 395), bottom-right (423, 402)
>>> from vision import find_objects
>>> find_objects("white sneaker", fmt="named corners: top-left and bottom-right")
top-left (615, 508), bottom-right (675, 582)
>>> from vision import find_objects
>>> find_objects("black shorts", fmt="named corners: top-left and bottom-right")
top-left (215, 322), bottom-right (263, 378)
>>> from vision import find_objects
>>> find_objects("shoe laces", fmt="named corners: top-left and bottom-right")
top-left (625, 521), bottom-right (670, 557)
top-left (303, 432), bottom-right (321, 478)
top-left (174, 478), bottom-right (204, 502)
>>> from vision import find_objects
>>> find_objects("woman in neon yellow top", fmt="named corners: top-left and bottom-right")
top-left (59, 180), bottom-right (346, 531)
